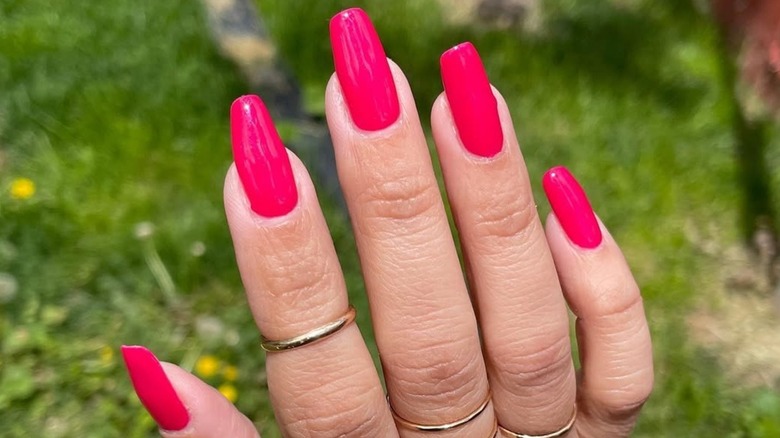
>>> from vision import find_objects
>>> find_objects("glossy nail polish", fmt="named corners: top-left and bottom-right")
top-left (542, 166), bottom-right (602, 249)
top-left (440, 42), bottom-right (503, 157)
top-left (121, 345), bottom-right (190, 431)
top-left (330, 8), bottom-right (400, 131)
top-left (230, 95), bottom-right (298, 217)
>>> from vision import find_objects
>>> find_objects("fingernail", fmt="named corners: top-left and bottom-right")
top-left (330, 8), bottom-right (400, 131)
top-left (542, 166), bottom-right (602, 249)
top-left (121, 345), bottom-right (190, 431)
top-left (230, 95), bottom-right (298, 217)
top-left (440, 42), bottom-right (503, 157)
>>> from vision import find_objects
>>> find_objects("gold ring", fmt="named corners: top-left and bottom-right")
top-left (497, 404), bottom-right (577, 438)
top-left (389, 390), bottom-right (492, 432)
top-left (260, 306), bottom-right (356, 352)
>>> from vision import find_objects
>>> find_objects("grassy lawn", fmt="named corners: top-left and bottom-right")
top-left (1, 0), bottom-right (779, 436)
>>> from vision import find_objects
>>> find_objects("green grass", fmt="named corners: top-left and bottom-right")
top-left (1, 0), bottom-right (779, 436)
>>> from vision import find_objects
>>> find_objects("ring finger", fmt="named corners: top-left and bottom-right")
top-left (432, 43), bottom-right (577, 435)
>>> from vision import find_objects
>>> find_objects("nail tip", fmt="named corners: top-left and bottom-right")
top-left (443, 41), bottom-right (475, 56)
top-left (440, 41), bottom-right (475, 68)
top-left (331, 7), bottom-right (366, 25)
top-left (542, 166), bottom-right (569, 185)
top-left (230, 94), bottom-right (249, 107)
top-left (120, 345), bottom-right (156, 365)
top-left (231, 94), bottom-right (263, 114)
top-left (120, 344), bottom-right (139, 358)
top-left (546, 165), bottom-right (568, 175)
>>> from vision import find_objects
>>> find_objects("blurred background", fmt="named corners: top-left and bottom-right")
top-left (2, 0), bottom-right (780, 436)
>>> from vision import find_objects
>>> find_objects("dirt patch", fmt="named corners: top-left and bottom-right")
top-left (686, 222), bottom-right (780, 388)
top-left (436, 0), bottom-right (544, 33)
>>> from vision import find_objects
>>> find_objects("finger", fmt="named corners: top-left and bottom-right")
top-left (121, 345), bottom-right (259, 438)
top-left (543, 167), bottom-right (654, 437)
top-left (326, 9), bottom-right (494, 437)
top-left (431, 42), bottom-right (576, 434)
top-left (225, 95), bottom-right (396, 437)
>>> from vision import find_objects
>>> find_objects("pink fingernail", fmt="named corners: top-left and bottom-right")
top-left (440, 42), bottom-right (503, 157)
top-left (542, 166), bottom-right (602, 249)
top-left (230, 94), bottom-right (298, 217)
top-left (121, 345), bottom-right (190, 431)
top-left (330, 8), bottom-right (400, 131)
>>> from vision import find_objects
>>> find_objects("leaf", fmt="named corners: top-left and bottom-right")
top-left (0, 363), bottom-right (36, 408)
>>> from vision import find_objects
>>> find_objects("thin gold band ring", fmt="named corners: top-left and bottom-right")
top-left (389, 390), bottom-right (492, 432)
top-left (497, 404), bottom-right (577, 438)
top-left (260, 305), bottom-right (356, 352)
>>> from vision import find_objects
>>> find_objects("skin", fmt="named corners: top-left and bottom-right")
top-left (154, 61), bottom-right (653, 438)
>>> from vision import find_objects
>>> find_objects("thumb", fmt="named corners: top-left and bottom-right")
top-left (121, 346), bottom-right (259, 438)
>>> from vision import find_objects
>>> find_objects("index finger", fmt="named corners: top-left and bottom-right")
top-left (225, 95), bottom-right (397, 437)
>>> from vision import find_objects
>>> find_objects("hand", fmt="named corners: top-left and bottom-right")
top-left (120, 8), bottom-right (653, 438)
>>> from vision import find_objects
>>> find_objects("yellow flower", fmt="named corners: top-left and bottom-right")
top-left (222, 365), bottom-right (238, 381)
top-left (195, 355), bottom-right (220, 378)
top-left (99, 346), bottom-right (114, 365)
top-left (218, 383), bottom-right (238, 403)
top-left (10, 178), bottom-right (35, 200)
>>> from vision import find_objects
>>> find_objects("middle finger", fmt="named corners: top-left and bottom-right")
top-left (327, 9), bottom-right (495, 437)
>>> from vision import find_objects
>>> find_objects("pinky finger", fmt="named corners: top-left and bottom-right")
top-left (121, 346), bottom-right (260, 438)
top-left (542, 167), bottom-right (654, 437)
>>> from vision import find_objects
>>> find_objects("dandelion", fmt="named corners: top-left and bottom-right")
top-left (190, 241), bottom-right (206, 257)
top-left (225, 329), bottom-right (240, 346)
top-left (218, 383), bottom-right (238, 403)
top-left (195, 315), bottom-right (225, 343)
top-left (195, 355), bottom-right (220, 378)
top-left (222, 364), bottom-right (238, 382)
top-left (10, 178), bottom-right (35, 200)
top-left (133, 221), bottom-right (155, 240)
top-left (100, 346), bottom-right (114, 365)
